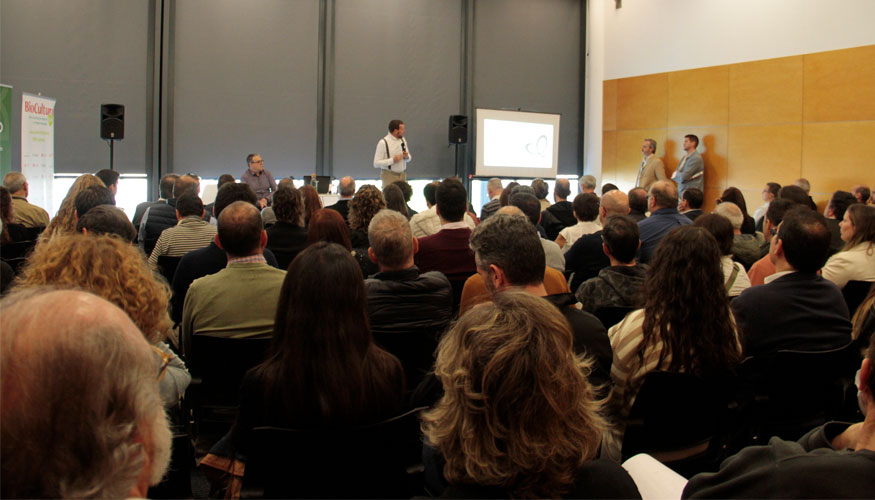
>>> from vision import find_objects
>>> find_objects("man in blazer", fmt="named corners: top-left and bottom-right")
top-left (731, 208), bottom-right (852, 356)
top-left (671, 134), bottom-right (704, 196)
top-left (635, 138), bottom-right (667, 190)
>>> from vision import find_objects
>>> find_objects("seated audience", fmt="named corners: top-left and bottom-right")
top-left (392, 179), bottom-right (418, 217)
top-left (1, 289), bottom-right (172, 499)
top-left (544, 178), bottom-right (576, 238)
top-left (76, 205), bottom-right (137, 242)
top-left (410, 180), bottom-right (476, 238)
top-left (15, 233), bottom-right (189, 407)
top-left (628, 187), bottom-right (648, 222)
top-left (349, 184), bottom-right (386, 249)
top-left (717, 187), bottom-right (756, 235)
top-left (415, 178), bottom-right (477, 278)
top-left (695, 213), bottom-right (752, 297)
top-left (324, 176), bottom-right (354, 224)
top-left (778, 184), bottom-right (811, 207)
top-left (139, 174), bottom-right (200, 255)
top-left (480, 177), bottom-right (502, 221)
top-left (794, 177), bottom-right (819, 211)
top-left (422, 290), bottom-right (640, 499)
top-left (382, 183), bottom-right (409, 218)
top-left (579, 174), bottom-right (597, 194)
top-left (43, 173), bottom-right (105, 239)
top-left (852, 184), bottom-right (871, 205)
top-left (748, 198), bottom-right (798, 286)
top-left (607, 226), bottom-right (741, 459)
top-left (74, 185), bottom-right (116, 219)
top-left (532, 178), bottom-right (551, 211)
top-left (683, 334), bottom-right (875, 499)
top-left (498, 181), bottom-right (520, 208)
top-left (576, 215), bottom-right (648, 312)
top-left (732, 208), bottom-right (852, 355)
top-left (566, 189), bottom-right (631, 292)
top-left (265, 185), bottom-right (308, 270)
top-left (714, 201), bottom-right (764, 270)
top-left (822, 204), bottom-right (875, 289)
top-left (556, 193), bottom-right (601, 251)
top-left (147, 192), bottom-right (216, 271)
top-left (2, 172), bottom-right (50, 228)
top-left (637, 181), bottom-right (691, 263)
top-left (853, 287), bottom-right (875, 348)
top-left (679, 187), bottom-right (704, 221)
top-left (602, 183), bottom-right (619, 195)
top-left (825, 190), bottom-right (858, 256)
top-left (205, 174), bottom-right (236, 223)
top-left (753, 182), bottom-right (781, 229)
top-left (95, 168), bottom-right (120, 198)
top-left (364, 209), bottom-right (452, 389)
top-left (308, 207), bottom-right (375, 277)
top-left (510, 192), bottom-right (566, 272)
top-left (300, 184), bottom-right (322, 227)
top-left (182, 201), bottom-right (286, 345)
top-left (0, 187), bottom-right (27, 243)
top-left (260, 176), bottom-right (294, 227)
top-left (132, 173), bottom-right (178, 228)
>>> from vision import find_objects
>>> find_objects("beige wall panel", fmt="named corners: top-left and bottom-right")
top-left (729, 56), bottom-right (803, 125)
top-left (802, 121), bottom-right (875, 198)
top-left (603, 80), bottom-right (618, 131)
top-left (668, 65), bottom-right (729, 128)
top-left (616, 129), bottom-right (668, 187)
top-left (602, 131), bottom-right (617, 183)
top-left (738, 188), bottom-right (765, 219)
top-left (667, 127), bottom-right (729, 196)
top-left (803, 45), bottom-right (875, 123)
top-left (617, 74), bottom-right (669, 131)
top-left (726, 124), bottom-right (803, 190)
top-left (703, 187), bottom-right (724, 213)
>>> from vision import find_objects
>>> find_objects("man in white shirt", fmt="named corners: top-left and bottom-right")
top-left (374, 119), bottom-right (411, 187)
top-left (753, 182), bottom-right (780, 229)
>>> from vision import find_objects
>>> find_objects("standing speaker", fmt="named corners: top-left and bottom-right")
top-left (449, 115), bottom-right (467, 144)
top-left (100, 104), bottom-right (125, 140)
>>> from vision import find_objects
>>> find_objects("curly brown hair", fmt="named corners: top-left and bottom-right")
top-left (348, 185), bottom-right (385, 231)
top-left (14, 234), bottom-right (172, 344)
top-left (422, 290), bottom-right (606, 498)
top-left (300, 185), bottom-right (322, 226)
top-left (43, 174), bottom-right (106, 239)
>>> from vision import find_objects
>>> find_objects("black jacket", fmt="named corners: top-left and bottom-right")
top-left (139, 200), bottom-right (178, 256)
top-left (543, 293), bottom-right (613, 392)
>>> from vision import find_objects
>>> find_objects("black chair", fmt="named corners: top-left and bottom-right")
top-left (843, 280), bottom-right (874, 318)
top-left (373, 329), bottom-right (440, 393)
top-left (156, 255), bottom-right (182, 285)
top-left (621, 371), bottom-right (739, 478)
top-left (445, 272), bottom-right (474, 318)
top-left (0, 239), bottom-right (38, 274)
top-left (592, 306), bottom-right (636, 330)
top-left (737, 342), bottom-right (859, 444)
top-left (240, 406), bottom-right (426, 499)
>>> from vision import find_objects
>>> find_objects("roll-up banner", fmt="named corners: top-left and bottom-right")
top-left (21, 93), bottom-right (55, 213)
top-left (0, 85), bottom-right (11, 178)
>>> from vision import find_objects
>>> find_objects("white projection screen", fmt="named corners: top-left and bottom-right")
top-left (475, 108), bottom-right (560, 178)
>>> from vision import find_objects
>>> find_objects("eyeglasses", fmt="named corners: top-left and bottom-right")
top-left (250, 160), bottom-right (264, 164)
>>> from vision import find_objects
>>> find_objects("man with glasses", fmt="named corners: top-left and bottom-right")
top-left (241, 153), bottom-right (277, 209)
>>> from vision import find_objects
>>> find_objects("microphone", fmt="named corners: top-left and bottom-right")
top-left (400, 140), bottom-right (406, 153)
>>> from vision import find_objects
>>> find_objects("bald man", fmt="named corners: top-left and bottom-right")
top-left (326, 176), bottom-right (355, 224)
top-left (565, 189), bottom-right (631, 292)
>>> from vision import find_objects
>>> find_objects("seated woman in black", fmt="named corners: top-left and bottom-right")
top-left (422, 290), bottom-right (641, 499)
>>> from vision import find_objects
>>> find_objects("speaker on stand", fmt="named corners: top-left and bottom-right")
top-left (449, 115), bottom-right (467, 179)
top-left (100, 104), bottom-right (125, 170)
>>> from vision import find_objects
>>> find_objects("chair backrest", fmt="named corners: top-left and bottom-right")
top-left (241, 406), bottom-right (426, 499)
top-left (0, 239), bottom-right (38, 274)
top-left (592, 306), bottom-right (636, 330)
top-left (373, 329), bottom-right (439, 392)
top-left (445, 272), bottom-right (474, 317)
top-left (157, 255), bottom-right (183, 285)
top-left (186, 335), bottom-right (271, 408)
top-left (843, 280), bottom-right (874, 318)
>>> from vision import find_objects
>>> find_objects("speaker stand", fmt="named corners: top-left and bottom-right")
top-left (453, 143), bottom-right (460, 179)
top-left (109, 139), bottom-right (115, 171)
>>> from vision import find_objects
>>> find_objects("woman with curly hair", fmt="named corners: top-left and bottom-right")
top-left (822, 204), bottom-right (875, 289)
top-left (348, 184), bottom-right (385, 249)
top-left (423, 290), bottom-right (639, 498)
top-left (13, 233), bottom-right (190, 406)
top-left (606, 225), bottom-right (741, 458)
top-left (42, 174), bottom-right (106, 239)
top-left (299, 185), bottom-right (322, 227)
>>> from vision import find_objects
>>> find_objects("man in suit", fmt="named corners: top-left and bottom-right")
top-left (671, 134), bottom-right (704, 196)
top-left (326, 176), bottom-right (355, 224)
top-left (731, 207), bottom-right (851, 356)
top-left (635, 138), bottom-right (667, 190)
top-left (479, 177), bottom-right (502, 221)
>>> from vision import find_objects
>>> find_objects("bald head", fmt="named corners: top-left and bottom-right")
top-left (1, 289), bottom-right (171, 498)
top-left (497, 205), bottom-right (526, 217)
top-left (339, 176), bottom-right (356, 197)
top-left (600, 189), bottom-right (630, 223)
top-left (172, 174), bottom-right (200, 199)
top-left (554, 178), bottom-right (571, 201)
top-left (649, 180), bottom-right (678, 210)
top-left (217, 201), bottom-right (264, 257)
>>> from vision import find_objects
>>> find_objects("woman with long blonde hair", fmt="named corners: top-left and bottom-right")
top-left (42, 174), bottom-right (106, 239)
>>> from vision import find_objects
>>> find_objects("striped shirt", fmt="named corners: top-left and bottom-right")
top-left (148, 216), bottom-right (217, 270)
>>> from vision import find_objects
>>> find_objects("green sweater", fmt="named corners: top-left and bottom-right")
top-left (182, 262), bottom-right (286, 342)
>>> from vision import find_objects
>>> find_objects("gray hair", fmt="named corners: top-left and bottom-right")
top-left (649, 180), bottom-right (678, 210)
top-left (487, 177), bottom-right (502, 193)
top-left (579, 175), bottom-right (597, 191)
top-left (644, 138), bottom-right (658, 154)
top-left (3, 172), bottom-right (26, 193)
top-left (794, 178), bottom-right (811, 193)
top-left (0, 289), bottom-right (171, 498)
top-left (469, 214), bottom-right (545, 287)
top-left (367, 209), bottom-right (413, 269)
top-left (339, 176), bottom-right (356, 197)
top-left (714, 201), bottom-right (744, 230)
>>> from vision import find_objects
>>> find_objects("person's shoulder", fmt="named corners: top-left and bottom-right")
top-left (541, 238), bottom-right (561, 252)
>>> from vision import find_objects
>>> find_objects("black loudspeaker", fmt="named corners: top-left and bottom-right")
top-left (449, 115), bottom-right (467, 144)
top-left (100, 104), bottom-right (125, 140)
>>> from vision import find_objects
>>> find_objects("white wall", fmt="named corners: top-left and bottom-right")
top-left (584, 0), bottom-right (875, 179)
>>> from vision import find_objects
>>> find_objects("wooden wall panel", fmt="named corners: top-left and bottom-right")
top-left (729, 56), bottom-right (803, 125)
top-left (603, 80), bottom-right (617, 131)
top-left (668, 65), bottom-right (729, 128)
top-left (803, 45), bottom-right (875, 123)
top-left (616, 73), bottom-right (668, 130)
top-left (726, 125), bottom-right (803, 189)
top-left (601, 131), bottom-right (618, 184)
top-left (802, 121), bottom-right (875, 196)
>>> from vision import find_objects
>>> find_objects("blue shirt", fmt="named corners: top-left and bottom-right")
top-left (637, 207), bottom-right (692, 263)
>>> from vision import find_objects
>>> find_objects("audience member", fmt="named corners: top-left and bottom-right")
top-left (679, 187), bottom-right (704, 221)
top-left (364, 209), bottom-right (452, 389)
top-left (825, 190), bottom-right (858, 255)
top-left (415, 178), bottom-right (477, 278)
top-left (509, 192), bottom-right (565, 272)
top-left (76, 205), bottom-right (137, 242)
top-left (0, 186), bottom-right (27, 243)
top-left (543, 178), bottom-right (576, 240)
top-left (265, 185), bottom-right (308, 270)
top-left (132, 173), bottom-right (178, 228)
top-left (298, 184), bottom-right (321, 227)
top-left (794, 177), bottom-right (819, 211)
top-left (714, 201), bottom-right (764, 270)
top-left (747, 198), bottom-right (797, 286)
top-left (392, 179), bottom-right (418, 217)
top-left (778, 184), bottom-right (811, 207)
top-left (695, 213), bottom-right (752, 297)
top-left (602, 183), bottom-right (619, 195)
top-left (308, 207), bottom-right (375, 277)
top-left (480, 177), bottom-right (503, 220)
top-left (852, 184), bottom-right (871, 205)
top-left (683, 334), bottom-right (875, 498)
top-left (349, 184), bottom-right (386, 249)
top-left (753, 182), bottom-right (781, 229)
top-left (43, 173), bottom-right (105, 239)
top-left (325, 175), bottom-right (355, 223)
top-left (2, 172), bottom-right (50, 228)
top-left (422, 290), bottom-right (639, 499)
top-left (74, 184), bottom-right (116, 219)
top-left (717, 187), bottom-right (756, 234)
top-left (139, 174), bottom-right (200, 255)
top-left (637, 180), bottom-right (692, 263)
top-left (565, 189), bottom-right (631, 292)
top-left (204, 174), bottom-right (236, 223)
top-left (95, 168), bottom-right (120, 197)
top-left (732, 208), bottom-right (852, 355)
top-left (15, 234), bottom-right (189, 406)
top-left (576, 214), bottom-right (648, 312)
top-left (556, 193), bottom-right (601, 251)
top-left (579, 174), bottom-right (597, 194)
top-left (532, 178), bottom-right (551, 211)
top-left (822, 204), bottom-right (875, 289)
top-left (628, 187), bottom-right (648, 222)
top-left (0, 289), bottom-right (172, 499)
top-left (260, 176), bottom-right (295, 227)
top-left (498, 181), bottom-right (520, 208)
top-left (382, 183), bottom-right (409, 219)
top-left (853, 287), bottom-right (875, 348)
top-left (635, 138), bottom-right (666, 190)
top-left (607, 225), bottom-right (741, 458)
top-left (410, 180), bottom-right (476, 238)
top-left (147, 192), bottom-right (216, 270)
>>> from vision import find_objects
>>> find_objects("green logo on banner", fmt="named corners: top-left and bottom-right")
top-left (0, 85), bottom-right (12, 177)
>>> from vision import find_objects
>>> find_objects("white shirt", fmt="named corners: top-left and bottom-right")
top-left (409, 206), bottom-right (475, 238)
top-left (764, 270), bottom-right (796, 284)
top-left (721, 255), bottom-right (752, 297)
top-left (753, 202), bottom-right (770, 226)
top-left (558, 220), bottom-right (602, 252)
top-left (373, 133), bottom-right (412, 172)
top-left (821, 243), bottom-right (875, 289)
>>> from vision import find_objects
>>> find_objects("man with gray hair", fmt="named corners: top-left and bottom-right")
top-left (579, 174), bottom-right (597, 194)
top-left (715, 201), bottom-right (764, 269)
top-left (1, 289), bottom-right (172, 498)
top-left (636, 138), bottom-right (667, 190)
top-left (532, 178), bottom-right (551, 211)
top-left (480, 177), bottom-right (503, 221)
top-left (2, 171), bottom-right (50, 228)
top-left (365, 209), bottom-right (452, 390)
top-left (638, 180), bottom-right (692, 263)
top-left (326, 175), bottom-right (356, 224)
